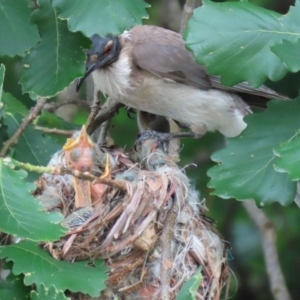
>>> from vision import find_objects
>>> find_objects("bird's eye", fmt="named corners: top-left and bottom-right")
top-left (104, 45), bottom-right (112, 55)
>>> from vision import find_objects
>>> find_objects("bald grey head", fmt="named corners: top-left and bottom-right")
top-left (76, 34), bottom-right (121, 91)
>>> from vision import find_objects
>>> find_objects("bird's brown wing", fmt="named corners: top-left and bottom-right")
top-left (130, 25), bottom-right (289, 100)
top-left (209, 76), bottom-right (290, 100)
top-left (129, 25), bottom-right (212, 90)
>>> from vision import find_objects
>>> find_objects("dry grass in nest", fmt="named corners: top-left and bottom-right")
top-left (35, 130), bottom-right (229, 300)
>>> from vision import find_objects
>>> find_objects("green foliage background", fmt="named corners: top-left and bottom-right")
top-left (0, 0), bottom-right (300, 300)
top-left (115, 3), bottom-right (300, 297)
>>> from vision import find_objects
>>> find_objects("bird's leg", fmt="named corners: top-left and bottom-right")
top-left (189, 123), bottom-right (208, 138)
top-left (139, 109), bottom-right (208, 137)
top-left (97, 119), bottom-right (114, 145)
top-left (166, 117), bottom-right (180, 161)
top-left (137, 110), bottom-right (156, 132)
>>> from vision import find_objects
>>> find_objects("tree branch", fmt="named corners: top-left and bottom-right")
top-left (43, 99), bottom-right (90, 112)
top-left (0, 97), bottom-right (47, 157)
top-left (34, 126), bottom-right (75, 137)
top-left (180, 0), bottom-right (202, 34)
top-left (6, 158), bottom-right (127, 192)
top-left (87, 98), bottom-right (123, 135)
top-left (243, 200), bottom-right (292, 300)
top-left (85, 95), bottom-right (102, 134)
top-left (160, 198), bottom-right (177, 300)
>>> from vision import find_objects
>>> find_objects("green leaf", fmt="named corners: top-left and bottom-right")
top-left (0, 64), bottom-right (5, 103)
top-left (273, 132), bottom-right (300, 180)
top-left (0, 241), bottom-right (108, 297)
top-left (51, 0), bottom-right (150, 37)
top-left (0, 272), bottom-right (31, 300)
top-left (0, 0), bottom-right (40, 57)
top-left (207, 97), bottom-right (300, 206)
top-left (0, 159), bottom-right (65, 241)
top-left (31, 285), bottom-right (70, 300)
top-left (35, 110), bottom-right (80, 154)
top-left (2, 93), bottom-right (66, 174)
top-left (271, 39), bottom-right (300, 73)
top-left (0, 64), bottom-right (4, 120)
top-left (20, 0), bottom-right (90, 97)
top-left (184, 0), bottom-right (300, 87)
top-left (37, 110), bottom-right (80, 131)
top-left (176, 267), bottom-right (202, 300)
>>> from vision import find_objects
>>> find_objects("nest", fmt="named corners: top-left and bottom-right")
top-left (35, 129), bottom-right (229, 300)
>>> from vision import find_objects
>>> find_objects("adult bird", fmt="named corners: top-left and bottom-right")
top-left (76, 25), bottom-right (288, 138)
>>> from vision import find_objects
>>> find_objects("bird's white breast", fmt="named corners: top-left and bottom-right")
top-left (121, 74), bottom-right (249, 137)
top-left (92, 54), bottom-right (132, 99)
top-left (91, 57), bottom-right (249, 137)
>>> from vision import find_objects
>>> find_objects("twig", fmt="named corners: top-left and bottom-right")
top-left (43, 99), bottom-right (90, 112)
top-left (161, 0), bottom-right (182, 32)
top-left (87, 98), bottom-right (123, 135)
top-left (85, 95), bottom-right (102, 134)
top-left (180, 0), bottom-right (202, 34)
top-left (0, 97), bottom-right (47, 157)
top-left (160, 193), bottom-right (177, 300)
top-left (243, 200), bottom-right (292, 300)
top-left (4, 158), bottom-right (127, 192)
top-left (34, 126), bottom-right (75, 137)
top-left (97, 120), bottom-right (111, 145)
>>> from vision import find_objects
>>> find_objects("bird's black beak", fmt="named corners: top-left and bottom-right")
top-left (76, 63), bottom-right (96, 92)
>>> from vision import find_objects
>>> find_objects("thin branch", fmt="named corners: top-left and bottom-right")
top-left (5, 158), bottom-right (127, 192)
top-left (0, 97), bottom-right (47, 157)
top-left (43, 99), bottom-right (90, 112)
top-left (161, 0), bottom-right (182, 32)
top-left (85, 94), bottom-right (102, 134)
top-left (180, 0), bottom-right (202, 34)
top-left (160, 195), bottom-right (177, 300)
top-left (34, 126), bottom-right (75, 137)
top-left (87, 98), bottom-right (123, 135)
top-left (243, 200), bottom-right (292, 300)
top-left (97, 120), bottom-right (111, 145)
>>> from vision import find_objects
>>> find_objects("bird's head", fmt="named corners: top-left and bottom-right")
top-left (76, 34), bottom-right (121, 91)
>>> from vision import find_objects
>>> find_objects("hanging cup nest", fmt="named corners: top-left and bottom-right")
top-left (35, 127), bottom-right (229, 300)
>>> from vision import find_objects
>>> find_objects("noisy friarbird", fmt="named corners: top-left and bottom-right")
top-left (76, 25), bottom-right (288, 138)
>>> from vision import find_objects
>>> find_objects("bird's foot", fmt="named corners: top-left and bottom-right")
top-left (136, 130), bottom-right (173, 144)
top-left (136, 130), bottom-right (198, 144)
top-left (189, 124), bottom-right (207, 138)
